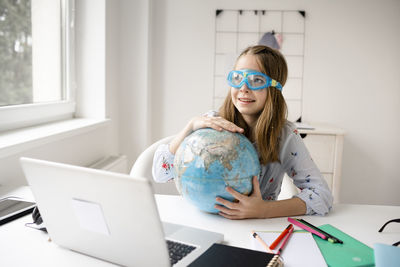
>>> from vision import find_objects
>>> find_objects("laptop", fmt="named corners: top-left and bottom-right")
top-left (20, 157), bottom-right (223, 267)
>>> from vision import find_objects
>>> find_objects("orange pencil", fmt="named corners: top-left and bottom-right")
top-left (269, 224), bottom-right (293, 249)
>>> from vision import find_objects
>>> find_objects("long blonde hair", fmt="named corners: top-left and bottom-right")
top-left (219, 45), bottom-right (288, 165)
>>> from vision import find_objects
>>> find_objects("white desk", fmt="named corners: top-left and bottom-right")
top-left (1, 194), bottom-right (399, 267)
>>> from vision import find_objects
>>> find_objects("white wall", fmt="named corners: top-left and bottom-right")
top-left (150, 0), bottom-right (216, 138)
top-left (117, 0), bottom-right (152, 169)
top-left (301, 1), bottom-right (400, 205)
top-left (120, 0), bottom-right (400, 205)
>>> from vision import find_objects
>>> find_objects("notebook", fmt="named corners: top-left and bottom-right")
top-left (189, 243), bottom-right (283, 267)
top-left (313, 224), bottom-right (374, 267)
top-left (20, 157), bottom-right (223, 267)
top-left (251, 230), bottom-right (327, 267)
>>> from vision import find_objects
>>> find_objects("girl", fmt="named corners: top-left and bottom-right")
top-left (152, 45), bottom-right (333, 220)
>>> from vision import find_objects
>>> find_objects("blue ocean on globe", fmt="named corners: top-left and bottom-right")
top-left (173, 128), bottom-right (261, 213)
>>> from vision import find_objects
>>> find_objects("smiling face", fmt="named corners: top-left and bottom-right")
top-left (230, 54), bottom-right (267, 126)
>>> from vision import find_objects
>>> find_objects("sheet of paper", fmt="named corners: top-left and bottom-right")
top-left (251, 231), bottom-right (327, 267)
top-left (71, 198), bottom-right (110, 236)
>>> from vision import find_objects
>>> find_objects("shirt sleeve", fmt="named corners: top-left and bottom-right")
top-left (281, 128), bottom-right (333, 215)
top-left (152, 143), bottom-right (175, 183)
top-left (152, 110), bottom-right (219, 183)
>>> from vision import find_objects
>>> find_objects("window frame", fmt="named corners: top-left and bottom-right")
top-left (0, 0), bottom-right (76, 132)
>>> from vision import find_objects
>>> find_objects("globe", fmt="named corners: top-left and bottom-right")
top-left (173, 128), bottom-right (261, 213)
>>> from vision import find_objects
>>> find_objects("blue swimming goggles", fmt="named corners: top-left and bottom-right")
top-left (227, 69), bottom-right (283, 91)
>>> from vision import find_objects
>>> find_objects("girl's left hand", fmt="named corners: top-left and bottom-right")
top-left (214, 176), bottom-right (267, 220)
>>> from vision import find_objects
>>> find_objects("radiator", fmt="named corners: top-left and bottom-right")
top-left (88, 155), bottom-right (128, 174)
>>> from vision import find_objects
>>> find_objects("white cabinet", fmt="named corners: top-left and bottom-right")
top-left (300, 125), bottom-right (345, 203)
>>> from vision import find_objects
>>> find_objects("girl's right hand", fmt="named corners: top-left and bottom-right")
top-left (188, 116), bottom-right (244, 134)
top-left (169, 116), bottom-right (244, 155)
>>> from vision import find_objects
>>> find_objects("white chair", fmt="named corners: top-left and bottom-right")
top-left (130, 135), bottom-right (299, 198)
top-left (277, 175), bottom-right (300, 200)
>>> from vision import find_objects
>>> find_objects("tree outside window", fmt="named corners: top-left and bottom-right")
top-left (0, 0), bottom-right (33, 107)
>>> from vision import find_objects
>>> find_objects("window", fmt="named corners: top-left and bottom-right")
top-left (0, 0), bottom-right (75, 131)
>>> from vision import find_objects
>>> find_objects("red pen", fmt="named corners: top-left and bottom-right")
top-left (270, 224), bottom-right (293, 249)
top-left (276, 225), bottom-right (294, 255)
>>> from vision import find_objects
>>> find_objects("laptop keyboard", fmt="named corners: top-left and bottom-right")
top-left (167, 240), bottom-right (196, 265)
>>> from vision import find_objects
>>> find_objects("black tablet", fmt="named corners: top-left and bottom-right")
top-left (0, 197), bottom-right (36, 226)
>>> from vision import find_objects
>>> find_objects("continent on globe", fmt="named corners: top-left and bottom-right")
top-left (174, 128), bottom-right (261, 213)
